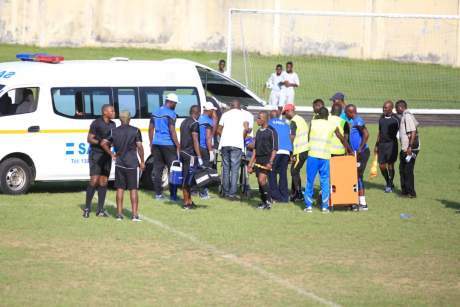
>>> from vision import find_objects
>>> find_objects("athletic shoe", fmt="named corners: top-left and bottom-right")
top-left (183, 204), bottom-right (195, 210)
top-left (199, 191), bottom-right (210, 199)
top-left (155, 194), bottom-right (165, 200)
top-left (384, 186), bottom-right (393, 193)
top-left (257, 202), bottom-right (271, 210)
top-left (226, 195), bottom-right (239, 202)
top-left (116, 214), bottom-right (124, 221)
top-left (264, 201), bottom-right (272, 210)
top-left (82, 209), bottom-right (90, 218)
top-left (170, 195), bottom-right (179, 202)
top-left (290, 193), bottom-right (304, 202)
top-left (321, 207), bottom-right (330, 213)
top-left (359, 205), bottom-right (369, 211)
top-left (304, 206), bottom-right (313, 213)
top-left (131, 215), bottom-right (142, 222)
top-left (352, 205), bottom-right (358, 212)
top-left (96, 210), bottom-right (109, 217)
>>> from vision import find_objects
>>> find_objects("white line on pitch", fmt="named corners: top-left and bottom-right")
top-left (97, 196), bottom-right (340, 307)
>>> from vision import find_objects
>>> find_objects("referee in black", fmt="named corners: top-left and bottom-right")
top-left (180, 105), bottom-right (203, 210)
top-left (101, 111), bottom-right (145, 221)
top-left (374, 100), bottom-right (400, 193)
top-left (248, 111), bottom-right (278, 210)
top-left (83, 104), bottom-right (116, 218)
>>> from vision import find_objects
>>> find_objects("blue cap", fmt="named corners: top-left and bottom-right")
top-left (330, 92), bottom-right (345, 101)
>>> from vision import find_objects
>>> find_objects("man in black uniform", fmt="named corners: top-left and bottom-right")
top-left (374, 100), bottom-right (400, 193)
top-left (248, 111), bottom-right (278, 210)
top-left (83, 104), bottom-right (116, 218)
top-left (101, 111), bottom-right (145, 221)
top-left (180, 105), bottom-right (203, 210)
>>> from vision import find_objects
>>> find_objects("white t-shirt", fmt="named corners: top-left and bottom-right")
top-left (218, 109), bottom-right (249, 150)
top-left (241, 109), bottom-right (254, 137)
top-left (282, 72), bottom-right (300, 94)
top-left (266, 72), bottom-right (286, 92)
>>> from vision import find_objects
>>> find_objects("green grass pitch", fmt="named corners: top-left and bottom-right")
top-left (0, 124), bottom-right (459, 306)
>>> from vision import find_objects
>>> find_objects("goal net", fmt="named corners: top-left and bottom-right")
top-left (227, 9), bottom-right (460, 109)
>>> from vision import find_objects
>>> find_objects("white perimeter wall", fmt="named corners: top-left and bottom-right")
top-left (0, 0), bottom-right (459, 65)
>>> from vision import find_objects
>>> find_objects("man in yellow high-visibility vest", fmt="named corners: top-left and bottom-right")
top-left (329, 103), bottom-right (351, 157)
top-left (282, 104), bottom-right (309, 202)
top-left (304, 105), bottom-right (349, 213)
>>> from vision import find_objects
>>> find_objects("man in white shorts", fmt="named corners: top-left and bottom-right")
top-left (265, 64), bottom-right (286, 109)
top-left (279, 61), bottom-right (300, 106)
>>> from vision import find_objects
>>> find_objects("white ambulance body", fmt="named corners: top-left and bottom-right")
top-left (0, 57), bottom-right (263, 194)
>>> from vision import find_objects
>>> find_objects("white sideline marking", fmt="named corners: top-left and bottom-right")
top-left (99, 196), bottom-right (339, 307)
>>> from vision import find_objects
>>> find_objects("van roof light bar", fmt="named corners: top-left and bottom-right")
top-left (16, 53), bottom-right (64, 64)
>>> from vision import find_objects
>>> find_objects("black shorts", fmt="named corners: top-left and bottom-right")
top-left (180, 152), bottom-right (196, 187)
top-left (114, 166), bottom-right (139, 190)
top-left (255, 156), bottom-right (270, 176)
top-left (378, 142), bottom-right (398, 164)
top-left (89, 151), bottom-right (112, 177)
top-left (357, 148), bottom-right (370, 177)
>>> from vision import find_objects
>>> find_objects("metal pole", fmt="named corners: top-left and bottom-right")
top-left (226, 9), bottom-right (233, 77)
top-left (240, 16), bottom-right (249, 86)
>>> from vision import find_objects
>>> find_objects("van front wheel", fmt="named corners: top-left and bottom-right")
top-left (0, 158), bottom-right (32, 195)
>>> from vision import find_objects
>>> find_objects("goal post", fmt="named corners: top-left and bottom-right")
top-left (226, 8), bottom-right (460, 108)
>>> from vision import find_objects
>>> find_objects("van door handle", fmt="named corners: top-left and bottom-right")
top-left (28, 126), bottom-right (40, 133)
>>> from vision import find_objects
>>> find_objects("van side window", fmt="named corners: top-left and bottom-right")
top-left (139, 87), bottom-right (199, 119)
top-left (139, 88), bottom-right (161, 118)
top-left (0, 87), bottom-right (39, 117)
top-left (52, 88), bottom-right (112, 119)
top-left (114, 88), bottom-right (138, 118)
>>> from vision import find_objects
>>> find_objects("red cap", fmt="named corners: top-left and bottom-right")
top-left (282, 103), bottom-right (295, 114)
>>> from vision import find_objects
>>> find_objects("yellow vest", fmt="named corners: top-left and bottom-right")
top-left (328, 115), bottom-right (346, 155)
top-left (291, 114), bottom-right (309, 155)
top-left (308, 119), bottom-right (335, 160)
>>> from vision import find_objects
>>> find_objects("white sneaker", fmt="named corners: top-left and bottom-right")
top-left (321, 207), bottom-right (330, 213)
top-left (131, 215), bottom-right (142, 222)
top-left (304, 207), bottom-right (313, 213)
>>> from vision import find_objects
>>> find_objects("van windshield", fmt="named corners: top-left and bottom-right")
top-left (196, 67), bottom-right (263, 107)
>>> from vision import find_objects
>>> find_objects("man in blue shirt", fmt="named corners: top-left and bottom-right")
top-left (268, 110), bottom-right (293, 202)
top-left (345, 104), bottom-right (370, 210)
top-left (197, 102), bottom-right (217, 199)
top-left (148, 93), bottom-right (181, 201)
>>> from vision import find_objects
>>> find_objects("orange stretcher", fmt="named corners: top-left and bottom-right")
top-left (330, 155), bottom-right (359, 209)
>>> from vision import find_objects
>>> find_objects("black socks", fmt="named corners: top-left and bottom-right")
top-left (259, 183), bottom-right (270, 204)
top-left (97, 186), bottom-right (107, 212)
top-left (388, 168), bottom-right (395, 187)
top-left (85, 185), bottom-right (97, 210)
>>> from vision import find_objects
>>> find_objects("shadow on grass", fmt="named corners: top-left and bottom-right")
top-left (364, 180), bottom-right (402, 194)
top-left (77, 203), bottom-right (133, 218)
top-left (437, 199), bottom-right (460, 213)
top-left (138, 189), bottom-right (210, 210)
top-left (29, 181), bottom-right (88, 194)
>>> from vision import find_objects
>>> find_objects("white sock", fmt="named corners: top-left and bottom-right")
top-left (359, 196), bottom-right (366, 206)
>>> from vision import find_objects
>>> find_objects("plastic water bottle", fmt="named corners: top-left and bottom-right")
top-left (400, 213), bottom-right (413, 219)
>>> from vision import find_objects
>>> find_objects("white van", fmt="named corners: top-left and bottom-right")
top-left (0, 55), bottom-right (264, 194)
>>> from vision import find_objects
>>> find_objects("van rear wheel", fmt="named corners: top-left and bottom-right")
top-left (0, 158), bottom-right (32, 195)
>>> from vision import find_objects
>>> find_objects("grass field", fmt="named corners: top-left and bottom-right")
top-left (0, 43), bottom-right (459, 109)
top-left (1, 124), bottom-right (459, 306)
